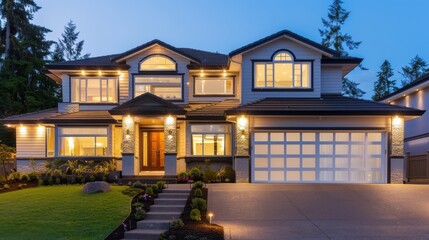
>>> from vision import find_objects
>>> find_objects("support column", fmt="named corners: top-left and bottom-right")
top-left (235, 115), bottom-right (250, 182)
top-left (122, 115), bottom-right (135, 176)
top-left (390, 116), bottom-right (405, 184)
top-left (164, 115), bottom-right (177, 176)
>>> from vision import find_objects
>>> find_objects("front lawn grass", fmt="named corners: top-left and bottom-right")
top-left (0, 185), bottom-right (131, 240)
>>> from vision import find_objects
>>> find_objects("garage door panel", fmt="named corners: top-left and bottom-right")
top-left (252, 131), bottom-right (386, 183)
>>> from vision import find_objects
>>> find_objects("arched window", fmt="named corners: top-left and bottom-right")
top-left (140, 54), bottom-right (176, 71)
top-left (254, 50), bottom-right (311, 89)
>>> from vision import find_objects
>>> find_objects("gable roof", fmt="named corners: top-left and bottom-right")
top-left (0, 108), bottom-right (61, 124)
top-left (378, 73), bottom-right (429, 102)
top-left (186, 99), bottom-right (240, 120)
top-left (45, 54), bottom-right (130, 70)
top-left (108, 92), bottom-right (186, 115)
top-left (229, 29), bottom-right (339, 57)
top-left (225, 95), bottom-right (425, 116)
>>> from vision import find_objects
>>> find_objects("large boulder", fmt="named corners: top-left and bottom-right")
top-left (82, 181), bottom-right (110, 194)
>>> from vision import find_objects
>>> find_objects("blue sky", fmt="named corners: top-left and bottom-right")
top-left (34, 0), bottom-right (429, 99)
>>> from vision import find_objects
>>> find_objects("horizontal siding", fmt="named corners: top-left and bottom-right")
top-left (126, 45), bottom-right (191, 103)
top-left (177, 121), bottom-right (186, 157)
top-left (241, 37), bottom-right (322, 104)
top-left (321, 66), bottom-right (342, 94)
top-left (392, 88), bottom-right (429, 139)
top-left (16, 125), bottom-right (46, 158)
top-left (119, 72), bottom-right (129, 103)
top-left (251, 116), bottom-right (390, 129)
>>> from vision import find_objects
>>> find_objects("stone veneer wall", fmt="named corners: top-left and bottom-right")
top-left (58, 103), bottom-right (79, 113)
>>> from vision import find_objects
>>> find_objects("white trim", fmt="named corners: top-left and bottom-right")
top-left (114, 43), bottom-right (197, 63)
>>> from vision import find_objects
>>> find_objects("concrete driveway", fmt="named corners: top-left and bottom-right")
top-left (207, 184), bottom-right (429, 240)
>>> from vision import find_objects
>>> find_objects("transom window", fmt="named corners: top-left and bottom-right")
top-left (254, 51), bottom-right (311, 89)
top-left (191, 124), bottom-right (231, 156)
top-left (59, 127), bottom-right (109, 156)
top-left (140, 55), bottom-right (176, 71)
top-left (194, 77), bottom-right (234, 96)
top-left (71, 77), bottom-right (117, 103)
top-left (134, 75), bottom-right (182, 100)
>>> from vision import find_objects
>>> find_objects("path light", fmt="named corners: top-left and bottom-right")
top-left (208, 212), bottom-right (214, 224)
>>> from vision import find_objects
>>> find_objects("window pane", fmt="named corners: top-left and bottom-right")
top-left (108, 79), bottom-right (117, 102)
top-left (286, 144), bottom-right (300, 155)
top-left (286, 171), bottom-right (300, 181)
top-left (87, 79), bottom-right (101, 102)
top-left (274, 52), bottom-right (292, 61)
top-left (274, 63), bottom-right (293, 87)
top-left (203, 135), bottom-right (215, 155)
top-left (270, 158), bottom-right (284, 168)
top-left (286, 158), bottom-right (300, 168)
top-left (270, 171), bottom-right (285, 181)
top-left (46, 127), bottom-right (55, 157)
top-left (302, 132), bottom-right (316, 142)
top-left (254, 132), bottom-right (268, 142)
top-left (302, 171), bottom-right (316, 181)
top-left (71, 78), bottom-right (80, 102)
top-left (270, 132), bottom-right (284, 142)
top-left (191, 124), bottom-right (230, 133)
top-left (255, 158), bottom-right (268, 168)
top-left (216, 134), bottom-right (225, 155)
top-left (192, 134), bottom-right (203, 155)
top-left (294, 64), bottom-right (301, 87)
top-left (195, 78), bottom-right (233, 95)
top-left (59, 127), bottom-right (107, 135)
top-left (302, 158), bottom-right (315, 168)
top-left (60, 137), bottom-right (95, 156)
top-left (114, 127), bottom-right (122, 157)
top-left (134, 76), bottom-right (182, 100)
top-left (140, 55), bottom-right (176, 71)
top-left (270, 144), bottom-right (284, 154)
top-left (302, 63), bottom-right (310, 87)
top-left (302, 144), bottom-right (315, 155)
top-left (255, 64), bottom-right (266, 87)
top-left (101, 79), bottom-right (108, 102)
top-left (80, 79), bottom-right (87, 102)
top-left (255, 171), bottom-right (268, 181)
top-left (286, 133), bottom-right (300, 141)
top-left (255, 144), bottom-right (268, 154)
top-left (320, 133), bottom-right (334, 142)
top-left (95, 137), bottom-right (108, 156)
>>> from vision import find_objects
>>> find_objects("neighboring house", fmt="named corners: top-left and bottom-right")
top-left (1, 30), bottom-right (424, 184)
top-left (379, 74), bottom-right (429, 155)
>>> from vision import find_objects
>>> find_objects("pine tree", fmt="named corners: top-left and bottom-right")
top-left (319, 0), bottom-right (365, 98)
top-left (372, 60), bottom-right (397, 100)
top-left (54, 20), bottom-right (90, 61)
top-left (400, 55), bottom-right (429, 86)
top-left (0, 0), bottom-right (60, 146)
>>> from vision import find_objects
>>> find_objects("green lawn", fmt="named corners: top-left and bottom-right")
top-left (0, 185), bottom-right (131, 240)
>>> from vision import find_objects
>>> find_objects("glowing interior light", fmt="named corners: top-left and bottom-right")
top-left (98, 70), bottom-right (102, 76)
top-left (81, 70), bottom-right (85, 75)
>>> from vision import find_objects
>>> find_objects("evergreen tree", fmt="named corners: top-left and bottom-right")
top-left (400, 55), bottom-right (429, 86)
top-left (54, 20), bottom-right (90, 61)
top-left (372, 60), bottom-right (397, 100)
top-left (319, 0), bottom-right (365, 98)
top-left (0, 0), bottom-right (60, 146)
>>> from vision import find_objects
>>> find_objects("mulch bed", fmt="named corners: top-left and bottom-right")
top-left (105, 188), bottom-right (158, 240)
top-left (0, 181), bottom-right (38, 194)
top-left (163, 188), bottom-right (224, 240)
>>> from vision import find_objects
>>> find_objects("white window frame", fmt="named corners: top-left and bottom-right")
top-left (58, 127), bottom-right (110, 157)
top-left (193, 76), bottom-right (234, 96)
top-left (191, 124), bottom-right (232, 156)
top-left (134, 75), bottom-right (183, 100)
top-left (71, 77), bottom-right (118, 103)
top-left (139, 54), bottom-right (176, 71)
top-left (254, 51), bottom-right (312, 89)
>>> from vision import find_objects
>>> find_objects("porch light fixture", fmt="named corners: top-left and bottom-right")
top-left (6, 124), bottom-right (11, 128)
top-left (392, 115), bottom-right (402, 128)
top-left (223, 69), bottom-right (227, 77)
top-left (37, 124), bottom-right (45, 134)
top-left (208, 212), bottom-right (214, 224)
top-left (200, 69), bottom-right (205, 77)
top-left (19, 125), bottom-right (27, 134)
top-left (167, 129), bottom-right (173, 139)
top-left (237, 115), bottom-right (248, 130)
top-left (166, 115), bottom-right (174, 125)
top-left (98, 70), bottom-right (102, 76)
top-left (81, 70), bottom-right (85, 76)
top-left (125, 115), bottom-right (133, 127)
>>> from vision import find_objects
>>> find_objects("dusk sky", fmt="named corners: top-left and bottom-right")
top-left (34, 0), bottom-right (429, 99)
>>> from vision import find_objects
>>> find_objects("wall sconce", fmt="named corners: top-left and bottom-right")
top-left (238, 115), bottom-right (248, 130)
top-left (125, 115), bottom-right (133, 126)
top-left (392, 115), bottom-right (402, 128)
top-left (166, 115), bottom-right (175, 125)
top-left (167, 129), bottom-right (173, 140)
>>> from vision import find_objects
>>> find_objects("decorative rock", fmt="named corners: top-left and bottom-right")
top-left (82, 181), bottom-right (110, 193)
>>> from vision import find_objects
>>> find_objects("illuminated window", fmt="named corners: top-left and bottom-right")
top-left (71, 77), bottom-right (118, 103)
top-left (194, 77), bottom-right (234, 95)
top-left (113, 126), bottom-right (122, 158)
top-left (46, 127), bottom-right (55, 157)
top-left (254, 51), bottom-right (311, 89)
top-left (134, 76), bottom-right (182, 100)
top-left (191, 124), bottom-right (231, 156)
top-left (58, 127), bottom-right (108, 156)
top-left (140, 55), bottom-right (176, 71)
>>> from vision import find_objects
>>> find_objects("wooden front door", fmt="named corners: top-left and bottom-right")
top-left (141, 131), bottom-right (165, 171)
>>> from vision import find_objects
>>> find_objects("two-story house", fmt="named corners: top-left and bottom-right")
top-left (2, 30), bottom-right (424, 184)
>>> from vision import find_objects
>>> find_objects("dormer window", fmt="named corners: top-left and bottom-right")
top-left (140, 54), bottom-right (176, 71)
top-left (254, 50), bottom-right (311, 89)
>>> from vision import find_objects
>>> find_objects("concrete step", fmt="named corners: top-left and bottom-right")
top-left (154, 198), bottom-right (187, 205)
top-left (162, 189), bottom-right (191, 194)
top-left (146, 211), bottom-right (182, 220)
top-left (124, 229), bottom-right (167, 240)
top-left (137, 219), bottom-right (171, 229)
top-left (158, 192), bottom-right (189, 199)
top-left (150, 204), bottom-right (185, 212)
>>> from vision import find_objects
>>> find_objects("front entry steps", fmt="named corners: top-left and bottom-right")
top-left (123, 188), bottom-right (190, 240)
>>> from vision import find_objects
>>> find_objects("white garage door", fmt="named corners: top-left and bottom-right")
top-left (252, 131), bottom-right (387, 183)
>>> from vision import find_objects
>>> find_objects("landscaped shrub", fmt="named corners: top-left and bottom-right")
top-left (132, 181), bottom-right (144, 189)
top-left (203, 168), bottom-right (217, 183)
top-left (189, 166), bottom-right (202, 180)
top-left (20, 173), bottom-right (29, 182)
top-left (151, 184), bottom-right (159, 193)
top-left (145, 187), bottom-right (153, 195)
top-left (177, 172), bottom-right (189, 183)
top-left (194, 188), bottom-right (203, 198)
top-left (221, 166), bottom-right (235, 183)
top-left (48, 176), bottom-right (54, 185)
top-left (192, 181), bottom-right (204, 189)
top-left (70, 176), bottom-right (76, 184)
top-left (7, 171), bottom-right (21, 182)
top-left (3, 184), bottom-right (10, 189)
top-left (122, 188), bottom-right (143, 197)
top-left (0, 175), bottom-right (5, 185)
top-left (38, 179), bottom-right (44, 186)
top-left (89, 175), bottom-right (96, 182)
top-left (55, 177), bottom-right (61, 185)
top-left (28, 172), bottom-right (40, 182)
top-left (80, 177), bottom-right (85, 184)
top-left (18, 183), bottom-right (27, 189)
top-left (156, 181), bottom-right (166, 190)
top-left (132, 202), bottom-right (144, 208)
top-left (191, 197), bottom-right (207, 210)
top-left (134, 207), bottom-right (147, 220)
top-left (170, 219), bottom-right (184, 229)
top-left (190, 209), bottom-right (201, 221)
